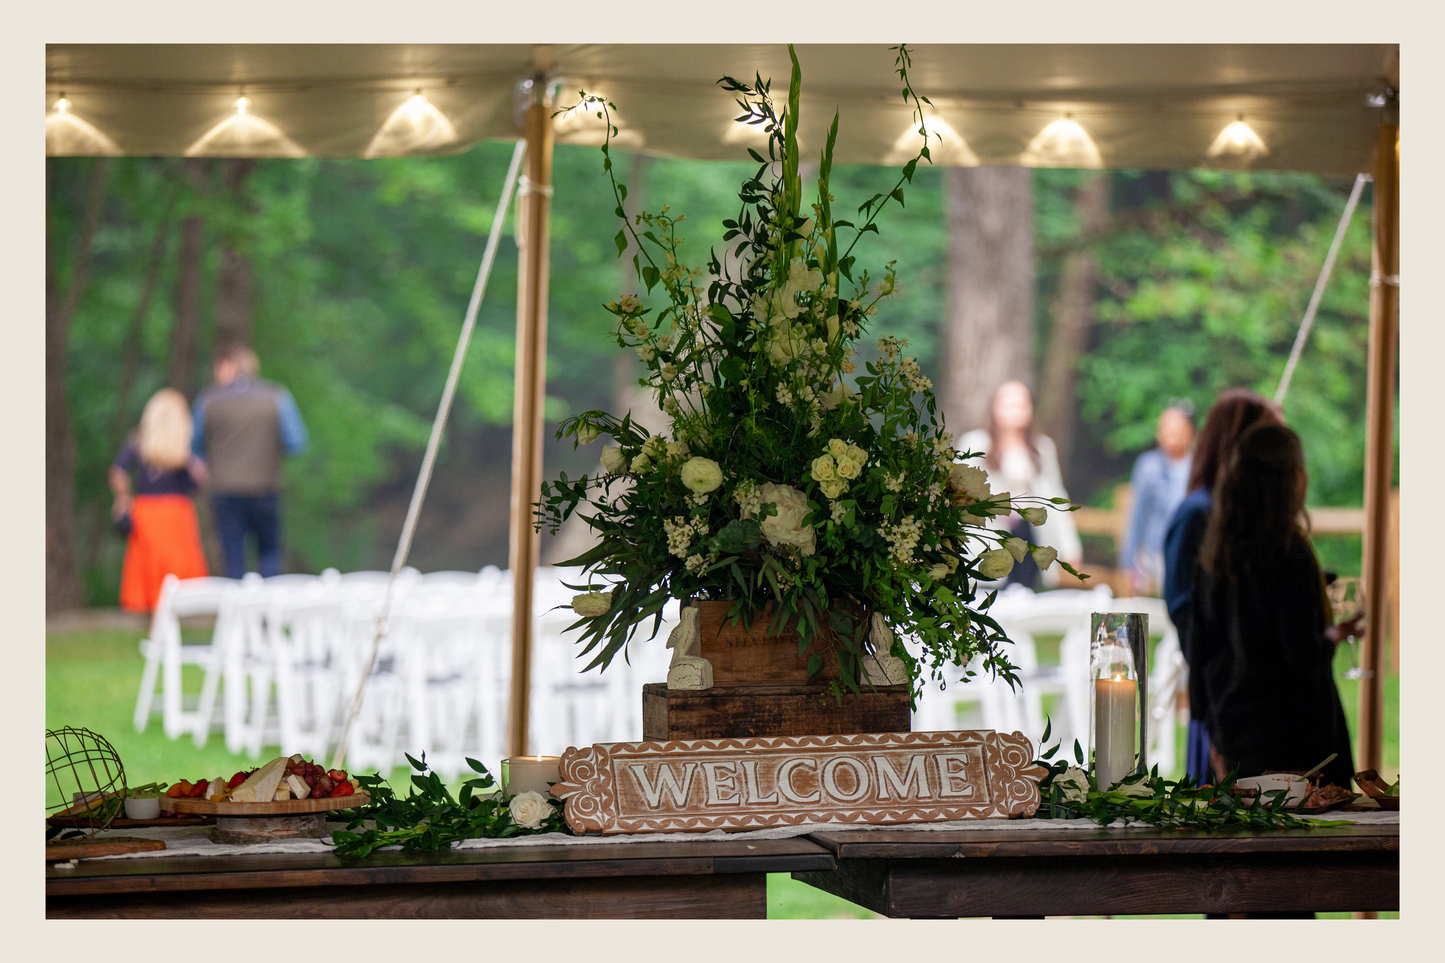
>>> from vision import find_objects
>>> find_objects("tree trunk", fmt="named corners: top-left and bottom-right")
top-left (1036, 172), bottom-right (1111, 474)
top-left (46, 158), bottom-right (112, 612)
top-left (168, 158), bottom-right (207, 397)
top-left (215, 158), bottom-right (256, 350)
top-left (940, 166), bottom-right (1036, 437)
top-left (113, 178), bottom-right (175, 447)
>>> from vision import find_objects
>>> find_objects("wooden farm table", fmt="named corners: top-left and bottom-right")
top-left (791, 823), bottom-right (1399, 918)
top-left (46, 836), bottom-right (834, 919)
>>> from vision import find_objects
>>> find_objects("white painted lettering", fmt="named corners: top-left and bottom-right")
top-left (873, 754), bottom-right (933, 800)
top-left (627, 762), bottom-right (700, 809)
top-left (934, 753), bottom-right (977, 798)
top-left (821, 756), bottom-right (871, 802)
top-left (740, 759), bottom-right (778, 804)
top-left (776, 758), bottom-right (821, 804)
top-left (703, 761), bottom-right (740, 806)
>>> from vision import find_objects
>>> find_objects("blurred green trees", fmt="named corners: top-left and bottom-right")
top-left (47, 146), bottom-right (1388, 606)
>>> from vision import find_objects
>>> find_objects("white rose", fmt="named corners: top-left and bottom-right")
top-left (600, 446), bottom-right (627, 474)
top-left (571, 592), bottom-right (611, 617)
top-left (1003, 537), bottom-right (1029, 563)
top-left (977, 548), bottom-right (1016, 580)
top-left (1020, 506), bottom-right (1048, 526)
top-left (827, 438), bottom-right (849, 460)
top-left (844, 445), bottom-right (868, 467)
top-left (820, 478), bottom-right (848, 501)
top-left (811, 454), bottom-right (838, 482)
top-left (576, 422), bottom-right (600, 445)
top-left (947, 464), bottom-right (990, 500)
top-left (680, 457), bottom-right (724, 494)
top-left (509, 790), bottom-right (552, 829)
top-left (927, 562), bottom-right (950, 581)
top-left (758, 483), bottom-right (816, 557)
top-left (1032, 545), bottom-right (1058, 571)
top-left (1054, 766), bottom-right (1091, 804)
top-left (835, 457), bottom-right (861, 480)
top-left (1115, 776), bottom-right (1153, 798)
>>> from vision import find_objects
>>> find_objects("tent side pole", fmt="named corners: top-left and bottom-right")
top-left (507, 93), bottom-right (554, 760)
top-left (1358, 115), bottom-right (1398, 774)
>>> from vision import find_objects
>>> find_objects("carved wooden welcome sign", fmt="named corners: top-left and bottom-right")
top-left (552, 731), bottom-right (1046, 835)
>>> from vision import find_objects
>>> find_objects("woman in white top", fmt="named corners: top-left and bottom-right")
top-left (958, 380), bottom-right (1082, 588)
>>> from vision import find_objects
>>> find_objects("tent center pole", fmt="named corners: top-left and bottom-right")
top-left (1359, 111), bottom-right (1398, 775)
top-left (507, 83), bottom-right (555, 760)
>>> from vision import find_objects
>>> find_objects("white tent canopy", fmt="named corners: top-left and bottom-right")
top-left (47, 44), bottom-right (1396, 172)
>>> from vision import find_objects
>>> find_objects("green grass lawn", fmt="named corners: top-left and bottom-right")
top-left (47, 625), bottom-right (1398, 919)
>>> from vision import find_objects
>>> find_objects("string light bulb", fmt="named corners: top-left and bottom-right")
top-left (883, 115), bottom-right (979, 167)
top-left (235, 95), bottom-right (250, 115)
top-left (1207, 115), bottom-right (1268, 160)
top-left (54, 94), bottom-right (71, 114)
top-left (1022, 114), bottom-right (1103, 168)
top-left (46, 91), bottom-right (120, 155)
top-left (365, 89), bottom-right (461, 158)
top-left (185, 91), bottom-right (304, 157)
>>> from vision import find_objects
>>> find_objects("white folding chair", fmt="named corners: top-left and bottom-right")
top-left (270, 590), bottom-right (350, 759)
top-left (132, 575), bottom-right (239, 741)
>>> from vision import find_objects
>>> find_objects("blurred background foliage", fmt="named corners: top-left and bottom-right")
top-left (47, 145), bottom-right (1390, 605)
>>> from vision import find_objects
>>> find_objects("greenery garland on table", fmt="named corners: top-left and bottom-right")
top-left (1030, 721), bottom-right (1319, 830)
top-left (331, 754), bottom-right (567, 859)
top-left (536, 43), bottom-right (1082, 705)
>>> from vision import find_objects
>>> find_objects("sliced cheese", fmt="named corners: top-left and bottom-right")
top-left (274, 788), bottom-right (290, 801)
top-left (231, 757), bottom-right (288, 802)
top-left (285, 774), bottom-right (310, 801)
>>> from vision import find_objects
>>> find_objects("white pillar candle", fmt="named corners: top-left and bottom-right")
top-left (503, 756), bottom-right (561, 798)
top-left (1094, 676), bottom-right (1137, 791)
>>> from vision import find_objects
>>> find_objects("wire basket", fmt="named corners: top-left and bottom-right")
top-left (46, 727), bottom-right (127, 835)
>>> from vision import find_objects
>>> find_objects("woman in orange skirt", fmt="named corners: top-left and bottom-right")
top-left (111, 388), bottom-right (210, 612)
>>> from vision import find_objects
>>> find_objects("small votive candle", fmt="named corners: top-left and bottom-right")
top-left (502, 756), bottom-right (561, 798)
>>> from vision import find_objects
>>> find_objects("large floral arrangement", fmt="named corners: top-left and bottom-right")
top-left (538, 45), bottom-right (1082, 701)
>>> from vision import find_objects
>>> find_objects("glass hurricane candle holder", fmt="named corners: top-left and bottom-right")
top-left (1088, 613), bottom-right (1148, 791)
top-left (502, 756), bottom-right (561, 799)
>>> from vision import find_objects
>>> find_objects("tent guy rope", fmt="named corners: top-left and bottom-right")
top-left (1274, 172), bottom-right (1368, 404)
top-left (330, 138), bottom-right (527, 771)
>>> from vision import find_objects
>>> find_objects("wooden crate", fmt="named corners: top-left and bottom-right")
top-left (642, 682), bottom-right (911, 742)
top-left (695, 600), bottom-right (866, 685)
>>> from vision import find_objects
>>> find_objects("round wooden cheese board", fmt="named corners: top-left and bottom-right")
top-left (161, 792), bottom-right (368, 816)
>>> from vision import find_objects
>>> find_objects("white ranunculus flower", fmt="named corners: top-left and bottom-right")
top-left (1032, 545), bottom-right (1058, 571)
top-left (509, 790), bottom-right (552, 829)
top-left (835, 458), bottom-right (861, 480)
top-left (571, 592), bottom-right (611, 617)
top-left (1054, 766), bottom-right (1090, 804)
top-left (977, 548), bottom-right (1016, 580)
top-left (1020, 506), bottom-right (1048, 526)
top-left (827, 438), bottom-right (849, 461)
top-left (947, 464), bottom-right (991, 500)
top-left (758, 483), bottom-right (816, 556)
top-left (811, 454), bottom-right (838, 482)
top-left (576, 422), bottom-right (600, 445)
top-left (820, 478), bottom-right (848, 501)
top-left (600, 446), bottom-right (627, 474)
top-left (680, 457), bottom-right (724, 494)
top-left (927, 562), bottom-right (950, 581)
top-left (1003, 537), bottom-right (1029, 563)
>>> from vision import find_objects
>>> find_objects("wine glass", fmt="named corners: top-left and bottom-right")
top-left (1326, 577), bottom-right (1366, 680)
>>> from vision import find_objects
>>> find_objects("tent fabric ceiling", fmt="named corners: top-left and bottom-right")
top-left (45, 44), bottom-right (1398, 173)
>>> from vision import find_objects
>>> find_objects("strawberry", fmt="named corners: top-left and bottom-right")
top-left (328, 769), bottom-right (348, 783)
top-left (330, 782), bottom-right (355, 798)
top-left (227, 771), bottom-right (249, 789)
top-left (188, 780), bottom-right (209, 797)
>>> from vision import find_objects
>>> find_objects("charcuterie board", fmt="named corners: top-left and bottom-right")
top-left (48, 814), bottom-right (213, 829)
top-left (161, 792), bottom-right (368, 816)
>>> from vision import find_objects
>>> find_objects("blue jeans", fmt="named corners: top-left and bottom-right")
top-left (212, 493), bottom-right (282, 579)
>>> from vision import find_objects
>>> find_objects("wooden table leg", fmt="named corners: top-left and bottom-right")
top-left (48, 873), bottom-right (769, 919)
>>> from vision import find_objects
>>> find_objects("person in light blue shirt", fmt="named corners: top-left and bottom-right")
top-left (1121, 405), bottom-right (1194, 597)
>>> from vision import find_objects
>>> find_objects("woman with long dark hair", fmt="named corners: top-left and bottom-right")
top-left (1191, 422), bottom-right (1358, 789)
top-left (1163, 388), bottom-right (1283, 782)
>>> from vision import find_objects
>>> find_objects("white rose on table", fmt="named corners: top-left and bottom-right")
top-left (758, 483), bottom-right (816, 556)
top-left (600, 446), bottom-right (627, 474)
top-left (571, 592), bottom-right (611, 618)
top-left (1032, 545), bottom-right (1058, 571)
top-left (811, 454), bottom-right (838, 482)
top-left (1115, 776), bottom-right (1153, 798)
top-left (680, 457), bottom-right (724, 494)
top-left (1003, 536), bottom-right (1030, 563)
top-left (947, 464), bottom-right (990, 500)
top-left (1054, 766), bottom-right (1091, 804)
top-left (977, 548), bottom-right (1016, 580)
top-left (509, 790), bottom-right (552, 830)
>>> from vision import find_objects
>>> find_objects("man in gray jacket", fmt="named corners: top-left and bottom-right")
top-left (191, 344), bottom-right (308, 579)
